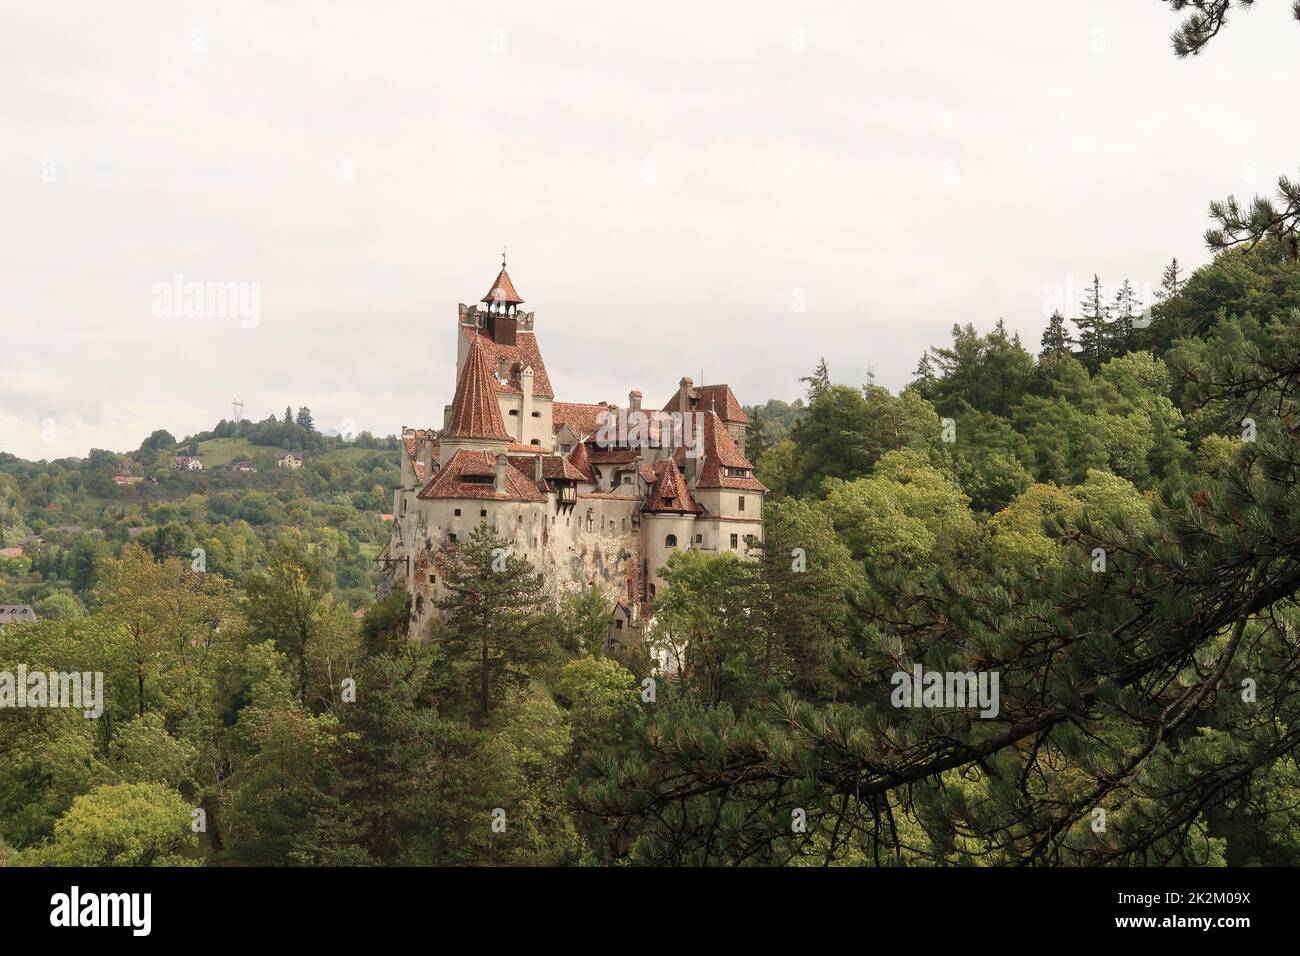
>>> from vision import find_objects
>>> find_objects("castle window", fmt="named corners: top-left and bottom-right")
top-left (695, 534), bottom-right (702, 543)
top-left (449, 533), bottom-right (458, 544)
top-left (665, 534), bottom-right (677, 548)
top-left (738, 496), bottom-right (745, 512)
top-left (560, 444), bottom-right (572, 453)
top-left (530, 439), bottom-right (540, 445)
top-left (615, 619), bottom-right (624, 630)
top-left (509, 409), bottom-right (519, 416)
top-left (454, 508), bottom-right (461, 516)
top-left (480, 509), bottom-right (487, 517)
top-left (730, 534), bottom-right (739, 549)
top-left (531, 411), bottom-right (541, 418)
top-left (429, 574), bottom-right (436, 584)
top-left (586, 515), bottom-right (593, 532)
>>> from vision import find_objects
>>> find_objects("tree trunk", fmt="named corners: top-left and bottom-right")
top-left (480, 634), bottom-right (490, 717)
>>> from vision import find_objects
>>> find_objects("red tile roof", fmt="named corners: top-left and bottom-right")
top-left (445, 339), bottom-right (513, 442)
top-left (552, 401), bottom-right (611, 440)
top-left (641, 459), bottom-right (703, 514)
top-left (662, 383), bottom-right (747, 424)
top-left (462, 327), bottom-right (554, 399)
top-left (417, 450), bottom-right (546, 502)
top-left (587, 447), bottom-right (641, 465)
top-left (567, 441), bottom-right (595, 482)
top-left (482, 267), bottom-right (524, 305)
top-left (543, 456), bottom-right (588, 481)
top-left (504, 453), bottom-right (589, 488)
top-left (402, 430), bottom-right (436, 483)
top-left (695, 412), bottom-right (766, 491)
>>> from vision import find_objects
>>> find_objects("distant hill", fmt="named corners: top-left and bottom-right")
top-left (0, 419), bottom-right (405, 616)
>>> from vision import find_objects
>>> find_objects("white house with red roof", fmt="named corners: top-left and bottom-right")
top-left (381, 260), bottom-right (765, 646)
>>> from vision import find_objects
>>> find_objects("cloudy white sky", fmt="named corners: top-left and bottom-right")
top-left (3, 0), bottom-right (1299, 459)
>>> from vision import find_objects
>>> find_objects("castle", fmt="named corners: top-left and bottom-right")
top-left (380, 261), bottom-right (766, 647)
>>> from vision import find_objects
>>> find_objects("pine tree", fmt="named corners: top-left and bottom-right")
top-left (284, 406), bottom-right (293, 425)
top-left (435, 524), bottom-right (555, 718)
top-left (1039, 310), bottom-right (1073, 358)
top-left (1158, 257), bottom-right (1184, 302)
top-left (1110, 279), bottom-right (1143, 354)
top-left (799, 358), bottom-right (831, 402)
top-left (746, 406), bottom-right (770, 464)
top-left (1073, 273), bottom-right (1110, 369)
top-left (912, 351), bottom-right (937, 392)
top-left (295, 407), bottom-right (315, 433)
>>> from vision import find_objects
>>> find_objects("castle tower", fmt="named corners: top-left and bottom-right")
top-left (481, 256), bottom-right (525, 344)
top-left (440, 336), bottom-right (513, 464)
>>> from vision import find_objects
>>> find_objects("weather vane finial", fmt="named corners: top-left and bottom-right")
top-left (502, 245), bottom-right (507, 270)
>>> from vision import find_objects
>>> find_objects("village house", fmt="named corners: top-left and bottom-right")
top-left (230, 459), bottom-right (257, 473)
top-left (379, 260), bottom-right (765, 645)
top-left (173, 456), bottom-right (204, 471)
top-left (278, 451), bottom-right (304, 469)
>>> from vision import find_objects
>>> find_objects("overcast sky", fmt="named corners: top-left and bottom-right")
top-left (3, 0), bottom-right (1299, 459)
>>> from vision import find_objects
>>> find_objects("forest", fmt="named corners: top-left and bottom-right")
top-left (4, 193), bottom-right (1300, 863)
top-left (4, 0), bottom-right (1300, 870)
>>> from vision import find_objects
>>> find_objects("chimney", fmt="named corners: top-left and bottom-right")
top-left (677, 377), bottom-right (693, 415)
top-left (533, 453), bottom-right (543, 483)
top-left (494, 453), bottom-right (508, 492)
top-left (520, 366), bottom-right (535, 443)
top-left (628, 389), bottom-right (642, 412)
top-left (418, 431), bottom-right (435, 479)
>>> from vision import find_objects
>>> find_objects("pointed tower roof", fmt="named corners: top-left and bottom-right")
top-left (482, 267), bottom-right (524, 306)
top-left (445, 339), bottom-right (512, 441)
top-left (641, 459), bottom-right (703, 515)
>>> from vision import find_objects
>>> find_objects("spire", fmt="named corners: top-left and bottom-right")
top-left (482, 259), bottom-right (524, 308)
top-left (641, 459), bottom-right (702, 515)
top-left (445, 339), bottom-right (512, 442)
